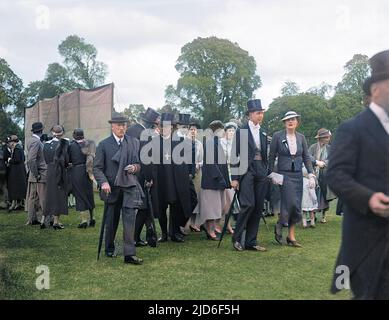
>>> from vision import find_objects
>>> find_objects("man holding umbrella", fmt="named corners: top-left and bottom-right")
top-left (94, 112), bottom-right (144, 265)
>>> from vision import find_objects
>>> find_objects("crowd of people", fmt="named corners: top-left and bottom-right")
top-left (0, 100), bottom-right (337, 264)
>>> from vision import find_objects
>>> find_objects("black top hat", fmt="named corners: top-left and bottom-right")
top-left (31, 122), bottom-right (44, 133)
top-left (178, 113), bottom-right (191, 125)
top-left (108, 112), bottom-right (129, 124)
top-left (140, 108), bottom-right (160, 124)
top-left (247, 99), bottom-right (265, 113)
top-left (160, 113), bottom-right (176, 124)
top-left (73, 128), bottom-right (84, 140)
top-left (363, 50), bottom-right (389, 95)
top-left (189, 122), bottom-right (201, 129)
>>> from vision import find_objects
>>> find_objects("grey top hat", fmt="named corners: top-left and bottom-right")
top-left (281, 111), bottom-right (301, 121)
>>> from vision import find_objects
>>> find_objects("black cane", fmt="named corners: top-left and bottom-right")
top-left (146, 184), bottom-right (157, 240)
top-left (218, 191), bottom-right (238, 248)
top-left (97, 202), bottom-right (107, 261)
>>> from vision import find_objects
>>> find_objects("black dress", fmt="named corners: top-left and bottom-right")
top-left (43, 139), bottom-right (69, 216)
top-left (68, 140), bottom-right (95, 211)
top-left (7, 145), bottom-right (27, 201)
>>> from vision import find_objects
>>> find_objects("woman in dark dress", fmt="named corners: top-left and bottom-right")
top-left (42, 125), bottom-right (69, 230)
top-left (268, 111), bottom-right (315, 247)
top-left (68, 129), bottom-right (95, 228)
top-left (6, 135), bottom-right (27, 211)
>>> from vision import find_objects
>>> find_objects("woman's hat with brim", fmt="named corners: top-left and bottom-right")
top-left (108, 112), bottom-right (129, 124)
top-left (281, 111), bottom-right (301, 121)
top-left (51, 125), bottom-right (64, 135)
top-left (315, 128), bottom-right (331, 139)
top-left (6, 135), bottom-right (19, 143)
top-left (363, 50), bottom-right (389, 95)
top-left (224, 121), bottom-right (238, 130)
top-left (209, 120), bottom-right (224, 132)
top-left (73, 128), bottom-right (84, 140)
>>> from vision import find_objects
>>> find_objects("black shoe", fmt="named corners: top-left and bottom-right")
top-left (233, 241), bottom-right (244, 251)
top-left (158, 234), bottom-right (168, 242)
top-left (53, 223), bottom-right (65, 230)
top-left (171, 233), bottom-right (185, 242)
top-left (32, 220), bottom-right (41, 225)
top-left (286, 237), bottom-right (302, 248)
top-left (124, 255), bottom-right (143, 265)
top-left (40, 223), bottom-right (46, 229)
top-left (135, 240), bottom-right (148, 247)
top-left (89, 219), bottom-right (96, 227)
top-left (246, 245), bottom-right (267, 252)
top-left (274, 223), bottom-right (283, 245)
top-left (105, 252), bottom-right (117, 258)
top-left (78, 222), bottom-right (88, 229)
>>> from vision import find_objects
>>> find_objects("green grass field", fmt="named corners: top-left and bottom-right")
top-left (0, 196), bottom-right (351, 300)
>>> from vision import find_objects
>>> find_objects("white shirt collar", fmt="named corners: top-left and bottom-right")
top-left (32, 134), bottom-right (41, 140)
top-left (249, 120), bottom-right (260, 130)
top-left (112, 133), bottom-right (123, 144)
top-left (370, 102), bottom-right (389, 135)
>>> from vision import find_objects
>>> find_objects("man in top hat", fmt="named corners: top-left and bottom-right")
top-left (308, 128), bottom-right (336, 224)
top-left (327, 50), bottom-right (389, 299)
top-left (25, 122), bottom-right (47, 226)
top-left (230, 99), bottom-right (269, 252)
top-left (126, 107), bottom-right (160, 247)
top-left (94, 112), bottom-right (144, 264)
top-left (148, 113), bottom-right (195, 242)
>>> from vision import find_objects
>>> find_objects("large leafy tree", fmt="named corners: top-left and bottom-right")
top-left (166, 37), bottom-right (261, 127)
top-left (122, 104), bottom-right (146, 123)
top-left (0, 58), bottom-right (25, 138)
top-left (25, 35), bottom-right (108, 105)
top-left (335, 54), bottom-right (370, 103)
top-left (281, 81), bottom-right (300, 96)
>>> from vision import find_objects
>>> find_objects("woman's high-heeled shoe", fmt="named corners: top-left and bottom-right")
top-left (286, 237), bottom-right (302, 247)
top-left (189, 225), bottom-right (201, 232)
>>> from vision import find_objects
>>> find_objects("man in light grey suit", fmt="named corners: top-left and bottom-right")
top-left (26, 122), bottom-right (47, 226)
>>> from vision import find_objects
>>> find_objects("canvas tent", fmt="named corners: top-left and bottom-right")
top-left (24, 83), bottom-right (114, 145)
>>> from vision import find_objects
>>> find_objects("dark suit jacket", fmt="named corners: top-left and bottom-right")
top-left (230, 123), bottom-right (268, 181)
top-left (93, 134), bottom-right (140, 204)
top-left (268, 130), bottom-right (313, 174)
top-left (326, 108), bottom-right (389, 298)
top-left (201, 136), bottom-right (230, 190)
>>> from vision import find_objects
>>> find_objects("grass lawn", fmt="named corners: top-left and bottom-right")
top-left (0, 196), bottom-right (351, 300)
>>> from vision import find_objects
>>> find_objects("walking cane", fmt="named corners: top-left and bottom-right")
top-left (218, 191), bottom-right (239, 248)
top-left (97, 202), bottom-right (107, 261)
top-left (146, 184), bottom-right (157, 245)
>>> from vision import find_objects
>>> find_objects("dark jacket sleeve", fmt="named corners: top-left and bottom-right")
top-left (301, 134), bottom-right (314, 174)
top-left (93, 141), bottom-right (108, 186)
top-left (268, 132), bottom-right (279, 173)
top-left (326, 121), bottom-right (374, 215)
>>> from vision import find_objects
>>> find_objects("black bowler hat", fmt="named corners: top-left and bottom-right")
top-left (73, 128), bottom-right (84, 140)
top-left (178, 113), bottom-right (191, 126)
top-left (160, 113), bottom-right (176, 124)
top-left (140, 107), bottom-right (160, 124)
top-left (108, 112), bottom-right (129, 124)
top-left (31, 122), bottom-right (44, 133)
top-left (247, 99), bottom-right (265, 113)
top-left (363, 50), bottom-right (389, 95)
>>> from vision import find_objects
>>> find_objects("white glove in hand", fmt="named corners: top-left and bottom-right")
top-left (308, 176), bottom-right (316, 189)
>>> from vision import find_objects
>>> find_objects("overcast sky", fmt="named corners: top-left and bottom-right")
top-left (1, 0), bottom-right (389, 112)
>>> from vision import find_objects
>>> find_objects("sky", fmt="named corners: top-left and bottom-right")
top-left (1, 0), bottom-right (389, 112)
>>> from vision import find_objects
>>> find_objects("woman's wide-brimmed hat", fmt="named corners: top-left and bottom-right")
top-left (281, 111), bottom-right (301, 121)
top-left (315, 128), bottom-right (331, 139)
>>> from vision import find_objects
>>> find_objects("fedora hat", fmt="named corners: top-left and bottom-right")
top-left (140, 107), bottom-right (160, 124)
top-left (31, 122), bottom-right (44, 133)
top-left (281, 111), bottom-right (301, 121)
top-left (315, 128), bottom-right (331, 139)
top-left (247, 99), bottom-right (265, 113)
top-left (363, 50), bottom-right (389, 95)
top-left (108, 112), bottom-right (129, 124)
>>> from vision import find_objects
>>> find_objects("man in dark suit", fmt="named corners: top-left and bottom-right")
top-left (327, 50), bottom-right (389, 299)
top-left (126, 107), bottom-right (160, 247)
top-left (230, 99), bottom-right (269, 252)
top-left (94, 112), bottom-right (144, 265)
